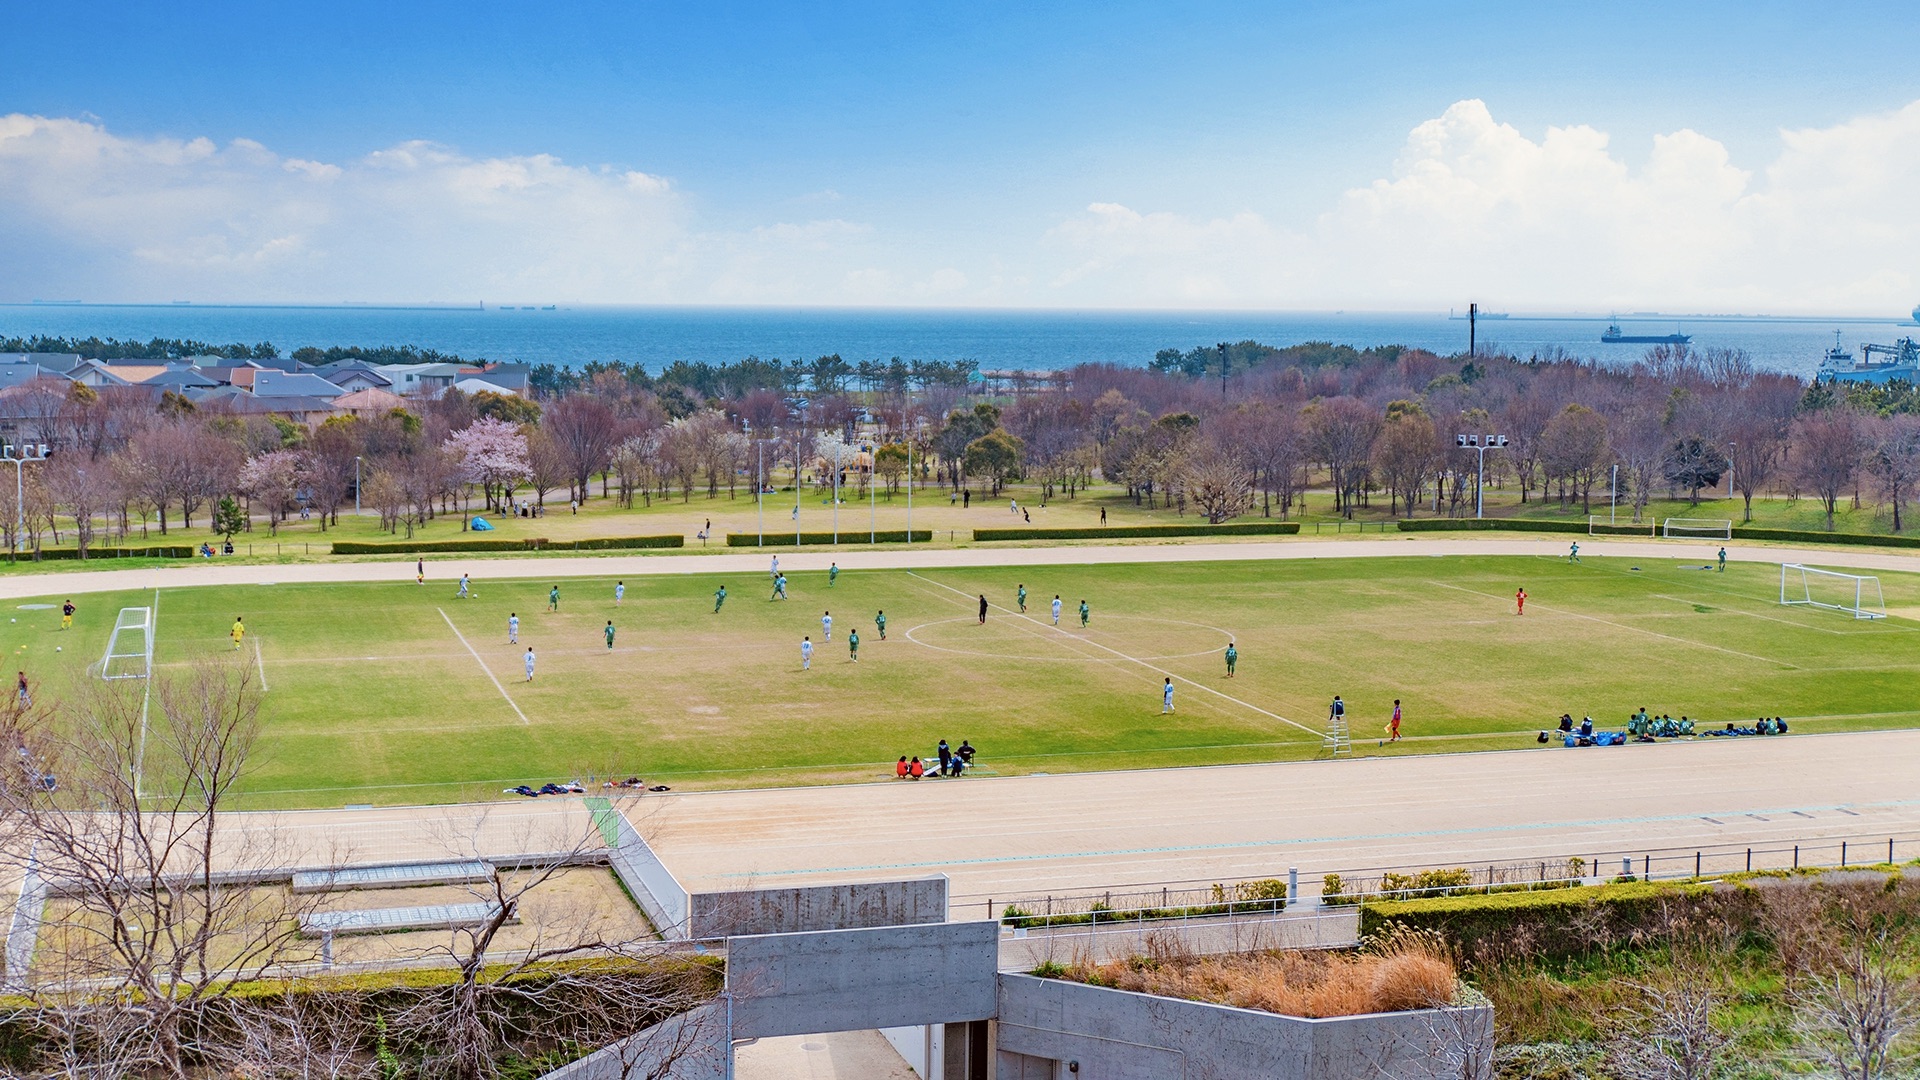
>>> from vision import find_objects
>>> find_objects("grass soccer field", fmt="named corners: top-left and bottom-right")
top-left (2, 552), bottom-right (1916, 808)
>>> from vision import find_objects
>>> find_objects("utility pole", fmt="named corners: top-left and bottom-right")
top-left (1468, 303), bottom-right (1478, 358)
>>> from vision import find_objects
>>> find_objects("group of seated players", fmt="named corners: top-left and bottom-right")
top-left (1542, 708), bottom-right (1791, 747)
top-left (897, 738), bottom-right (977, 779)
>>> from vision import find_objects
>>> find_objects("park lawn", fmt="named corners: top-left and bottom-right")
top-left (0, 552), bottom-right (1915, 808)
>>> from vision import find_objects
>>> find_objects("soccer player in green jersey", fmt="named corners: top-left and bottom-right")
top-left (1717, 547), bottom-right (1726, 572)
top-left (829, 563), bottom-right (839, 588)
top-left (548, 585), bottom-right (560, 611)
top-left (1079, 599), bottom-right (1089, 628)
top-left (875, 610), bottom-right (887, 640)
top-left (604, 621), bottom-right (616, 649)
top-left (713, 585), bottom-right (728, 613)
top-left (1225, 641), bottom-right (1237, 677)
top-left (848, 628), bottom-right (860, 663)
top-left (1017, 584), bottom-right (1027, 612)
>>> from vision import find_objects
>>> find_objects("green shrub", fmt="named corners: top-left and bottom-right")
top-left (1378, 867), bottom-right (1476, 900)
top-left (12, 546), bottom-right (196, 561)
top-left (973, 522), bottom-right (1300, 542)
top-left (1323, 873), bottom-right (1355, 906)
top-left (1358, 880), bottom-right (1725, 959)
top-left (1728, 525), bottom-right (1920, 548)
top-left (330, 535), bottom-right (682, 555)
top-left (725, 530), bottom-right (932, 546)
top-left (1396, 518), bottom-right (1589, 535)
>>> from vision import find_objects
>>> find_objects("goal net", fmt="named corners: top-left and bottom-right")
top-left (1780, 564), bottom-right (1885, 620)
top-left (101, 607), bottom-right (154, 680)
top-left (1589, 515), bottom-right (1655, 537)
top-left (1663, 517), bottom-right (1733, 540)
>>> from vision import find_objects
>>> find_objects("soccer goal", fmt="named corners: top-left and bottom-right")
top-left (100, 607), bottom-right (155, 680)
top-left (1780, 564), bottom-right (1885, 620)
top-left (1589, 515), bottom-right (1655, 537)
top-left (1663, 517), bottom-right (1733, 540)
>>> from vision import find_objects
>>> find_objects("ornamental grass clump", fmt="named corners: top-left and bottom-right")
top-left (1043, 928), bottom-right (1457, 1019)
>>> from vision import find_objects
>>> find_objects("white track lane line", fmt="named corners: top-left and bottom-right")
top-left (905, 571), bottom-right (1321, 738)
top-left (438, 607), bottom-right (530, 725)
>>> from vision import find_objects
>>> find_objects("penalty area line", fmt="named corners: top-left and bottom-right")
top-left (904, 571), bottom-right (1321, 738)
top-left (438, 607), bottom-right (531, 726)
top-left (253, 636), bottom-right (269, 691)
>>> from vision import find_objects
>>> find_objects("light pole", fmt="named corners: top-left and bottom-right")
top-left (755, 439), bottom-right (765, 548)
top-left (1455, 433), bottom-right (1508, 519)
top-left (1726, 441), bottom-right (1736, 500)
top-left (3, 443), bottom-right (49, 553)
top-left (1610, 463), bottom-right (1619, 525)
top-left (354, 456), bottom-right (363, 514)
top-left (1216, 342), bottom-right (1231, 398)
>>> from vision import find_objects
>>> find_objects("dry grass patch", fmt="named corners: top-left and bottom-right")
top-left (1042, 928), bottom-right (1459, 1018)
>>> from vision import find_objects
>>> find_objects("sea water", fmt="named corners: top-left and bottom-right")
top-left (1, 304), bottom-right (1914, 379)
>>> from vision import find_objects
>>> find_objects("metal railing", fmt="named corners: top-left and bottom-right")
top-left (961, 831), bottom-right (1920, 923)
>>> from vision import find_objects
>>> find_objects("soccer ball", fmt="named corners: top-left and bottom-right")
top-left (54, 647), bottom-right (60, 652)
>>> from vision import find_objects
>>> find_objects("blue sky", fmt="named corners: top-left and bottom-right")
top-left (3, 1), bottom-right (1919, 310)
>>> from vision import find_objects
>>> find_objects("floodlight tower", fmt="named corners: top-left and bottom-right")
top-left (2, 443), bottom-right (50, 552)
top-left (1455, 433), bottom-right (1508, 519)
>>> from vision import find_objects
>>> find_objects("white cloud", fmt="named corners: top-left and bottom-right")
top-left (4, 101), bottom-right (1920, 310)
top-left (1043, 98), bottom-right (1920, 313)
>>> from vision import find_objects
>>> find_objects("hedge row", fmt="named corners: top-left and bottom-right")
top-left (725, 530), bottom-right (932, 546)
top-left (8, 546), bottom-right (196, 562)
top-left (1395, 518), bottom-right (1590, 535)
top-left (1729, 525), bottom-right (1920, 549)
top-left (1359, 879), bottom-right (1727, 959)
top-left (331, 535), bottom-right (684, 555)
top-left (973, 521), bottom-right (1302, 542)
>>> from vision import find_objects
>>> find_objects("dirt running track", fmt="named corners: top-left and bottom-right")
top-left (2, 536), bottom-right (1913, 905)
top-left (2, 535), bottom-right (1919, 600)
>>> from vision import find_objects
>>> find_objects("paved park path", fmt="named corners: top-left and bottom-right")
top-left (3, 534), bottom-right (1918, 599)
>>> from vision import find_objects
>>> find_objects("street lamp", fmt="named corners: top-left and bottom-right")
top-left (2, 443), bottom-right (50, 553)
top-left (1454, 434), bottom-right (1508, 519)
top-left (1216, 342), bottom-right (1231, 398)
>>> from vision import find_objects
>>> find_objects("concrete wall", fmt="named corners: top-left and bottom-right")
top-left (728, 921), bottom-right (999, 1040)
top-left (539, 999), bottom-right (728, 1080)
top-left (882, 1024), bottom-right (943, 1079)
top-left (995, 974), bottom-right (1492, 1080)
top-left (690, 875), bottom-right (948, 939)
top-left (599, 807), bottom-right (691, 938)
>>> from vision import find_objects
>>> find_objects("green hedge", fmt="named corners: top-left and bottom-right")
top-left (1729, 525), bottom-right (1920, 549)
top-left (11, 546), bottom-right (196, 561)
top-left (331, 535), bottom-right (683, 555)
top-left (973, 521), bottom-right (1301, 542)
top-left (1395, 518), bottom-right (1591, 535)
top-left (1359, 880), bottom-right (1727, 958)
top-left (725, 530), bottom-right (932, 546)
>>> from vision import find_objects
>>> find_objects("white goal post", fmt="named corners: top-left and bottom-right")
top-left (100, 606), bottom-right (155, 680)
top-left (1663, 517), bottom-right (1733, 540)
top-left (1589, 515), bottom-right (1655, 537)
top-left (1780, 564), bottom-right (1885, 620)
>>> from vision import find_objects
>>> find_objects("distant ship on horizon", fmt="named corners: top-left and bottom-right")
top-left (1448, 308), bottom-right (1508, 319)
top-left (1601, 321), bottom-right (1690, 345)
top-left (1818, 328), bottom-right (1920, 384)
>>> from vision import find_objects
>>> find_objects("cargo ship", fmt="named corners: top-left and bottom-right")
top-left (1818, 330), bottom-right (1920, 385)
top-left (1601, 321), bottom-right (1690, 344)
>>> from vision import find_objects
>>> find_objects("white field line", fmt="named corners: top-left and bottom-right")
top-left (253, 636), bottom-right (269, 691)
top-left (904, 571), bottom-right (1321, 738)
top-left (438, 607), bottom-right (530, 726)
top-left (1426, 580), bottom-right (1798, 669)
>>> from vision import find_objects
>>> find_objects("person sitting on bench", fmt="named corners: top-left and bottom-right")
top-left (1557, 714), bottom-right (1574, 733)
top-left (1578, 716), bottom-right (1594, 738)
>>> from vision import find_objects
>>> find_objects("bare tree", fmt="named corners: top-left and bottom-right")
top-left (1307, 396), bottom-right (1381, 518)
top-left (1864, 413), bottom-right (1920, 533)
top-left (542, 394), bottom-right (623, 505)
top-left (40, 456), bottom-right (107, 558)
top-left (1607, 959), bottom-right (1735, 1080)
top-left (1795, 408), bottom-right (1866, 530)
top-left (1792, 932), bottom-right (1919, 1080)
top-left (0, 662), bottom-right (323, 1080)
top-left (1179, 443), bottom-right (1253, 524)
top-left (1372, 403), bottom-right (1441, 518)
